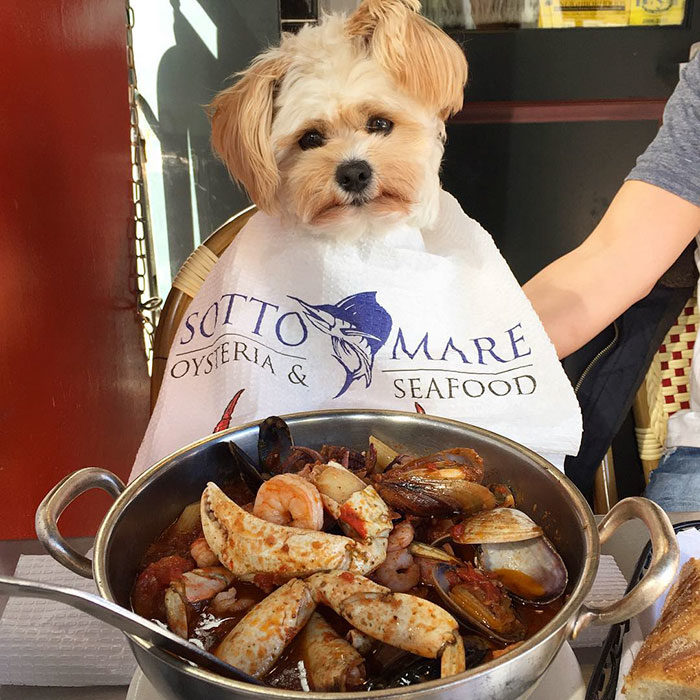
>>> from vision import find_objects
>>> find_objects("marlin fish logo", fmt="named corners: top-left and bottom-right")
top-left (290, 292), bottom-right (392, 398)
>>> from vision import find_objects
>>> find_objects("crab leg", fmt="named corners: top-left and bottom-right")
top-left (201, 482), bottom-right (390, 580)
top-left (306, 571), bottom-right (465, 677)
top-left (201, 482), bottom-right (353, 580)
top-left (298, 612), bottom-right (366, 691)
top-left (215, 578), bottom-right (315, 677)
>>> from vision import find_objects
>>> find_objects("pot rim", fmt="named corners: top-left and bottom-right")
top-left (94, 409), bottom-right (598, 698)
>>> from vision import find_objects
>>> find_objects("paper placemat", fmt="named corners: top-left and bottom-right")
top-left (570, 554), bottom-right (628, 648)
top-left (0, 555), bottom-right (136, 686)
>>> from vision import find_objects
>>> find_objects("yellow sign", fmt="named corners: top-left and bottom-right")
top-left (538, 0), bottom-right (684, 26)
top-left (629, 0), bottom-right (685, 25)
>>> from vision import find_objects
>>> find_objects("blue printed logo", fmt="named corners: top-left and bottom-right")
top-left (290, 292), bottom-right (393, 397)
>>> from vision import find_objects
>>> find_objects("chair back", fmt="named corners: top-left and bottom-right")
top-left (150, 206), bottom-right (257, 411)
top-left (633, 295), bottom-right (698, 481)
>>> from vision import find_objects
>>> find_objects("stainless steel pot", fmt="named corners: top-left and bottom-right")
top-left (36, 410), bottom-right (679, 700)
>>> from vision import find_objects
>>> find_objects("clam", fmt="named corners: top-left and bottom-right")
top-left (449, 508), bottom-right (568, 603)
top-left (431, 563), bottom-right (526, 643)
top-left (478, 537), bottom-right (568, 604)
top-left (451, 508), bottom-right (543, 544)
top-left (409, 542), bottom-right (461, 565)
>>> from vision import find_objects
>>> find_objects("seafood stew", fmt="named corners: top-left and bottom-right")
top-left (131, 418), bottom-right (569, 692)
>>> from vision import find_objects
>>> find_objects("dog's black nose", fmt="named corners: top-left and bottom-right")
top-left (335, 160), bottom-right (372, 193)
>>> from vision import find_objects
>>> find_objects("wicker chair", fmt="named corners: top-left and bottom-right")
top-left (632, 296), bottom-right (698, 482)
top-left (150, 206), bottom-right (257, 411)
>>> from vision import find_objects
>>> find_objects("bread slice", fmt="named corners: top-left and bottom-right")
top-left (623, 557), bottom-right (700, 699)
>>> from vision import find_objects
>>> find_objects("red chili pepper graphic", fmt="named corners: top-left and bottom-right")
top-left (213, 389), bottom-right (245, 433)
top-left (415, 402), bottom-right (426, 414)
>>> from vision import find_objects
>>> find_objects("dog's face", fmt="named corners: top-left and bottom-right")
top-left (210, 0), bottom-right (467, 236)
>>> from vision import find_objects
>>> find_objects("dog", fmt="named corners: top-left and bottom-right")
top-left (208, 0), bottom-right (467, 239)
top-left (130, 0), bottom-right (582, 482)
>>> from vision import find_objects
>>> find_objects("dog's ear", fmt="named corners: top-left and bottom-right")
top-left (346, 0), bottom-right (467, 119)
top-left (208, 51), bottom-right (288, 213)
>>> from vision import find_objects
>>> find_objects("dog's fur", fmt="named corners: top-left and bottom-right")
top-left (208, 0), bottom-right (467, 239)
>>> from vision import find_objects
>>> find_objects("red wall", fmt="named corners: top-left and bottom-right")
top-left (0, 1), bottom-right (150, 538)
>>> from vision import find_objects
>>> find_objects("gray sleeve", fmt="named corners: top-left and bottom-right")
top-left (625, 54), bottom-right (700, 207)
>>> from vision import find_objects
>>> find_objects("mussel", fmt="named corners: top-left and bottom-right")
top-left (431, 562), bottom-right (526, 643)
top-left (410, 542), bottom-right (525, 642)
top-left (400, 448), bottom-right (485, 482)
top-left (257, 416), bottom-right (294, 473)
top-left (227, 441), bottom-right (264, 489)
top-left (364, 655), bottom-right (439, 690)
top-left (374, 459), bottom-right (496, 518)
top-left (488, 484), bottom-right (515, 508)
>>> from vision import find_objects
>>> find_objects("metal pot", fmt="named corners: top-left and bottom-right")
top-left (36, 410), bottom-right (679, 700)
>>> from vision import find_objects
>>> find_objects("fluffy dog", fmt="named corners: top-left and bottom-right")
top-left (208, 0), bottom-right (467, 239)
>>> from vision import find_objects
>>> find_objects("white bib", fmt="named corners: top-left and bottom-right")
top-left (131, 191), bottom-right (582, 480)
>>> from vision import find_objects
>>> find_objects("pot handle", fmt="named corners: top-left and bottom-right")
top-left (35, 467), bottom-right (125, 579)
top-left (570, 497), bottom-right (679, 638)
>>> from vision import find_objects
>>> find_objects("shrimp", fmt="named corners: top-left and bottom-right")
top-left (386, 520), bottom-right (415, 551)
top-left (163, 567), bottom-right (235, 637)
top-left (210, 589), bottom-right (257, 616)
top-left (373, 548), bottom-right (420, 592)
top-left (190, 537), bottom-right (219, 567)
top-left (253, 473), bottom-right (324, 530)
top-left (179, 567), bottom-right (235, 602)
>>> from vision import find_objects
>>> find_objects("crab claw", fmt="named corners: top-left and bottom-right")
top-left (306, 571), bottom-right (465, 678)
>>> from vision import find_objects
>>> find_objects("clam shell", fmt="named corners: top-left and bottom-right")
top-left (451, 508), bottom-right (542, 544)
top-left (408, 541), bottom-right (461, 565)
top-left (478, 536), bottom-right (568, 603)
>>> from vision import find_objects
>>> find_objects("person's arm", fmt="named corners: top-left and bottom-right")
top-left (523, 179), bottom-right (700, 359)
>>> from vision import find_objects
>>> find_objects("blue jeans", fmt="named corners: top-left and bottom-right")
top-left (644, 446), bottom-right (700, 511)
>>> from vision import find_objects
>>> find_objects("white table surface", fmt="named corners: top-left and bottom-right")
top-left (1, 512), bottom-right (697, 700)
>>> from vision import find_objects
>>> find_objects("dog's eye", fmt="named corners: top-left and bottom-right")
top-left (298, 130), bottom-right (325, 150)
top-left (366, 117), bottom-right (393, 134)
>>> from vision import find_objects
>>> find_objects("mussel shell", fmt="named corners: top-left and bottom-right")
top-left (227, 441), bottom-right (264, 490)
top-left (401, 448), bottom-right (484, 482)
top-left (431, 563), bottom-right (526, 643)
top-left (364, 655), bottom-right (439, 690)
top-left (488, 483), bottom-right (515, 508)
top-left (461, 634), bottom-right (493, 668)
top-left (364, 633), bottom-right (492, 690)
top-left (375, 475), bottom-right (496, 518)
top-left (257, 416), bottom-right (294, 473)
top-left (478, 536), bottom-right (568, 603)
top-left (451, 508), bottom-right (542, 544)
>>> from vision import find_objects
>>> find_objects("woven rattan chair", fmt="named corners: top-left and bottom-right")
top-left (150, 206), bottom-right (257, 411)
top-left (632, 296), bottom-right (698, 482)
